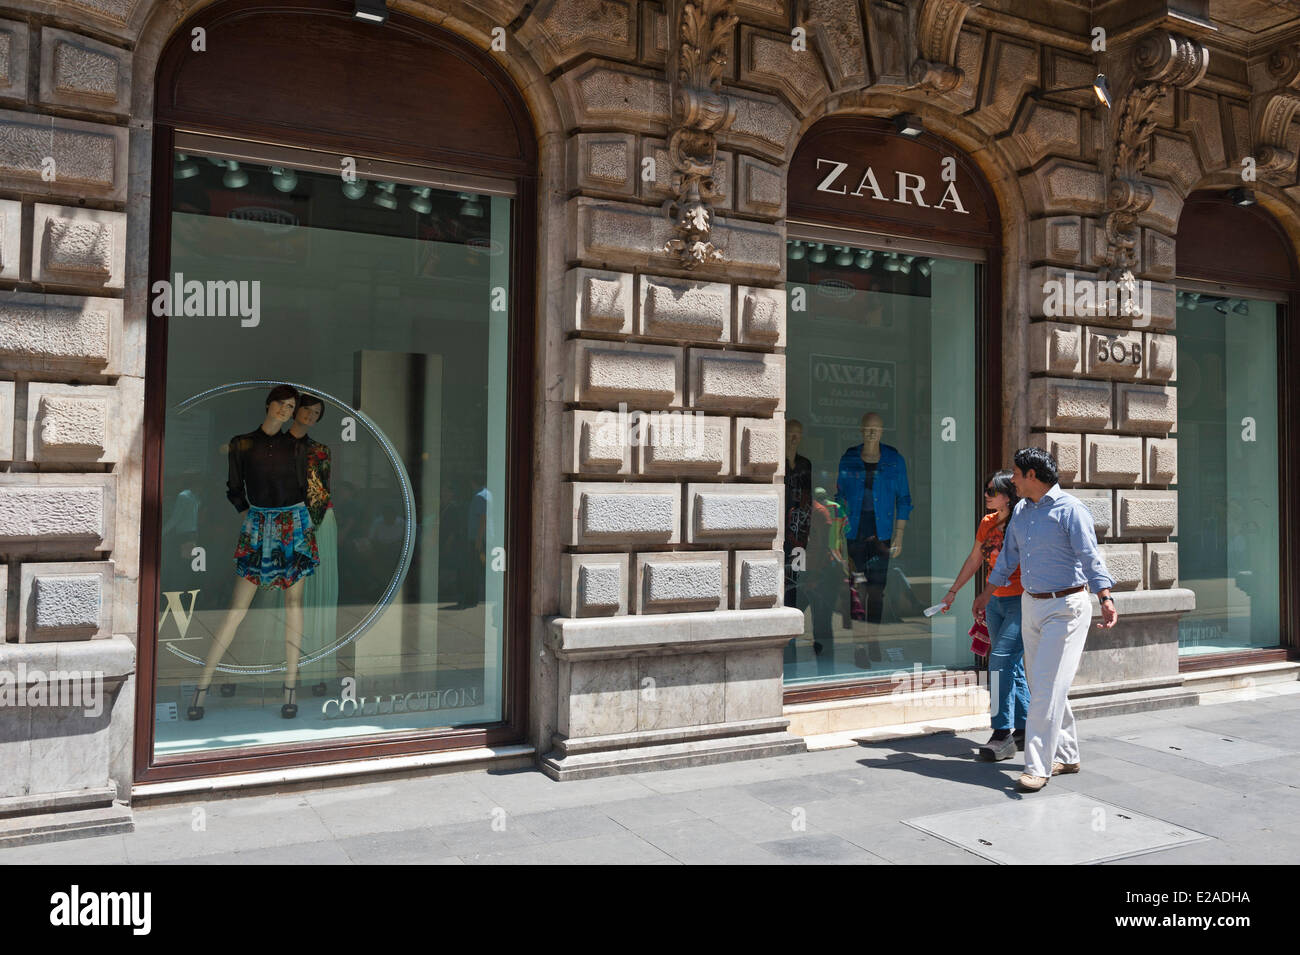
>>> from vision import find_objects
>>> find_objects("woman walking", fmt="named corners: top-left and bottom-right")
top-left (940, 470), bottom-right (1029, 760)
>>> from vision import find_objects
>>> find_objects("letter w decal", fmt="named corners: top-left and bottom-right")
top-left (159, 590), bottom-right (200, 640)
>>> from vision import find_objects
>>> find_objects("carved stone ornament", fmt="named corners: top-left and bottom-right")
top-left (1252, 43), bottom-right (1300, 182)
top-left (1102, 30), bottom-right (1209, 275)
top-left (661, 0), bottom-right (738, 268)
top-left (910, 0), bottom-right (977, 93)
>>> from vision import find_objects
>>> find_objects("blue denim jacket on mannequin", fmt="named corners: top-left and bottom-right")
top-left (835, 442), bottom-right (913, 541)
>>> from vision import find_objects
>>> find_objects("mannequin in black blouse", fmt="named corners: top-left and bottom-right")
top-left (189, 386), bottom-right (312, 720)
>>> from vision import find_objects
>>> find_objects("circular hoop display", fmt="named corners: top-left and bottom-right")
top-left (164, 379), bottom-right (416, 674)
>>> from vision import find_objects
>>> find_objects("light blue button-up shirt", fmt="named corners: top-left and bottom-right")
top-left (988, 484), bottom-right (1115, 594)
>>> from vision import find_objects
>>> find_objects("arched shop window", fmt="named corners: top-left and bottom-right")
top-left (139, 0), bottom-right (537, 779)
top-left (782, 117), bottom-right (1001, 695)
top-left (1174, 191), bottom-right (1299, 661)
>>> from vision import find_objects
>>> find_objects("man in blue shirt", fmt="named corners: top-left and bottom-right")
top-left (974, 447), bottom-right (1118, 792)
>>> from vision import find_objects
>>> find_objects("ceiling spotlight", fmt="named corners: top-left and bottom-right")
top-left (808, 242), bottom-right (827, 264)
top-left (342, 178), bottom-right (368, 200)
top-left (787, 240), bottom-right (806, 261)
top-left (222, 161), bottom-right (248, 189)
top-left (1214, 298), bottom-right (1229, 314)
top-left (882, 252), bottom-right (906, 273)
top-left (893, 113), bottom-right (924, 137)
top-left (269, 166), bottom-right (298, 193)
top-left (1228, 187), bottom-right (1255, 206)
top-left (900, 255), bottom-right (916, 275)
top-left (917, 258), bottom-right (933, 278)
top-left (855, 251), bottom-right (873, 269)
top-left (373, 181), bottom-right (398, 210)
top-left (174, 153), bottom-right (199, 180)
top-left (1233, 300), bottom-right (1250, 315)
top-left (458, 192), bottom-right (484, 218)
top-left (1184, 292), bottom-right (1201, 311)
top-left (408, 186), bottom-right (433, 214)
top-left (834, 246), bottom-right (854, 266)
top-left (354, 0), bottom-right (387, 22)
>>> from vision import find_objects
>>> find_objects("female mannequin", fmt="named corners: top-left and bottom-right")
top-left (187, 385), bottom-right (318, 720)
top-left (289, 394), bottom-right (338, 696)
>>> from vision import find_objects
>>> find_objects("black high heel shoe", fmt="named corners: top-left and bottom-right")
top-left (187, 684), bottom-right (209, 721)
top-left (281, 683), bottom-right (298, 719)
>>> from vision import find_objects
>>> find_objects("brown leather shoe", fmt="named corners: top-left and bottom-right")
top-left (1017, 773), bottom-right (1049, 792)
top-left (1051, 761), bottom-right (1080, 775)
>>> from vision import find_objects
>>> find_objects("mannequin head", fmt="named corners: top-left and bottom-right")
top-left (293, 394), bottom-right (324, 434)
top-left (786, 419), bottom-right (803, 459)
top-left (263, 385), bottom-right (298, 429)
top-left (859, 412), bottom-right (884, 448)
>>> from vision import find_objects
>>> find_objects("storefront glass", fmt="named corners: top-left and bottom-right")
top-left (1175, 293), bottom-right (1281, 654)
top-left (153, 148), bottom-right (511, 756)
top-left (783, 238), bottom-right (978, 683)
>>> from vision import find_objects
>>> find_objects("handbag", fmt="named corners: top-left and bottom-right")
top-left (969, 619), bottom-right (991, 657)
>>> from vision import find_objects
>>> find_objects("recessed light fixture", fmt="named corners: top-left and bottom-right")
top-left (354, 0), bottom-right (387, 23)
top-left (1228, 187), bottom-right (1255, 206)
top-left (893, 113), bottom-right (924, 137)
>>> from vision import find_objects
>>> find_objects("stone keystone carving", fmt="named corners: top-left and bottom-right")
top-left (661, 0), bottom-right (738, 268)
top-left (910, 0), bottom-right (978, 92)
top-left (1252, 43), bottom-right (1300, 182)
top-left (1103, 30), bottom-right (1209, 278)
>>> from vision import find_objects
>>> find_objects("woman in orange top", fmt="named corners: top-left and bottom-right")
top-left (940, 469), bottom-right (1029, 761)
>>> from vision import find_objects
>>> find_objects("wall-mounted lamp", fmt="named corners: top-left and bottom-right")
top-left (354, 0), bottom-right (387, 23)
top-left (1228, 187), bottom-right (1255, 206)
top-left (893, 113), bottom-right (924, 137)
top-left (1034, 74), bottom-right (1111, 108)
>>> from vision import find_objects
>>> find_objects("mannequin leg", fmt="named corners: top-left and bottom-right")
top-left (283, 580), bottom-right (306, 704)
top-left (196, 577), bottom-right (260, 694)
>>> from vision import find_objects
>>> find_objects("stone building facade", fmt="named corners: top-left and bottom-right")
top-left (1, 0), bottom-right (1298, 840)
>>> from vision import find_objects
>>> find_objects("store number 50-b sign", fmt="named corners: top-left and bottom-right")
top-left (1096, 336), bottom-right (1141, 368)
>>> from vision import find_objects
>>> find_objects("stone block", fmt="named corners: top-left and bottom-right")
top-left (735, 416), bottom-right (783, 478)
top-left (637, 274), bottom-right (730, 343)
top-left (25, 383), bottom-right (117, 463)
top-left (640, 413), bottom-right (730, 477)
top-left (17, 560), bottom-right (114, 641)
top-left (1028, 377), bottom-right (1112, 431)
top-left (1138, 181), bottom-right (1182, 235)
top-left (564, 267), bottom-right (634, 336)
top-left (1146, 133), bottom-right (1201, 196)
top-left (566, 132), bottom-right (637, 198)
top-left (1183, 90), bottom-right (1225, 170)
top-left (736, 285), bottom-right (785, 346)
top-left (562, 410), bottom-right (631, 475)
top-left (0, 20), bottom-right (30, 102)
top-left (975, 35), bottom-right (1038, 133)
top-left (1008, 99), bottom-right (1082, 167)
top-left (33, 204), bottom-right (125, 291)
top-left (567, 339), bottom-right (682, 408)
top-left (1084, 326), bottom-right (1144, 380)
top-left (1145, 437), bottom-right (1177, 485)
top-left (738, 26), bottom-right (829, 113)
top-left (560, 553), bottom-right (629, 617)
top-left (0, 474), bottom-right (115, 553)
top-left (517, 0), bottom-right (637, 72)
top-left (0, 111), bottom-right (127, 204)
top-left (1146, 543), bottom-right (1178, 589)
top-left (863, 0), bottom-right (910, 85)
top-left (736, 0), bottom-right (791, 30)
top-left (0, 565), bottom-right (5, 638)
top-left (633, 552), bottom-right (728, 613)
top-left (39, 27), bottom-right (131, 116)
top-left (1117, 490), bottom-right (1178, 538)
top-left (1145, 332), bottom-right (1177, 382)
top-left (1140, 229), bottom-right (1176, 281)
top-left (733, 549), bottom-right (782, 609)
top-left (1070, 488), bottom-right (1113, 539)
top-left (1028, 321), bottom-right (1083, 374)
top-left (688, 349), bottom-right (783, 413)
top-left (1100, 543), bottom-right (1144, 590)
top-left (1019, 158), bottom-right (1106, 216)
top-left (718, 89), bottom-right (796, 162)
top-left (639, 138), bottom-right (731, 210)
top-left (637, 653), bottom-right (725, 729)
top-left (1117, 384), bottom-right (1177, 434)
top-left (0, 198), bottom-right (19, 282)
top-left (1028, 215), bottom-right (1082, 266)
top-left (563, 482), bottom-right (681, 546)
top-left (1041, 432), bottom-right (1081, 485)
top-left (560, 658), bottom-right (638, 737)
top-left (639, 2), bottom-right (669, 66)
top-left (1084, 434), bottom-right (1142, 485)
top-left (686, 483), bottom-right (781, 544)
top-left (555, 60), bottom-right (670, 135)
top-left (723, 646), bottom-right (783, 723)
top-left (735, 154), bottom-right (785, 218)
top-left (804, 0), bottom-right (867, 89)
top-left (0, 292), bottom-right (120, 374)
top-left (0, 380), bottom-right (12, 461)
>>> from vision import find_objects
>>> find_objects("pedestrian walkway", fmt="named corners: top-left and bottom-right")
top-left (7, 686), bottom-right (1300, 865)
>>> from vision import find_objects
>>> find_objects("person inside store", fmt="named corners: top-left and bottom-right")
top-left (806, 486), bottom-right (850, 673)
top-left (783, 418), bottom-right (813, 664)
top-left (972, 448), bottom-right (1118, 792)
top-left (187, 385), bottom-right (319, 722)
top-left (940, 469), bottom-right (1029, 761)
top-left (836, 411), bottom-right (911, 667)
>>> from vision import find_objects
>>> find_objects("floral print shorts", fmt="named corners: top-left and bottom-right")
top-left (233, 503), bottom-right (318, 590)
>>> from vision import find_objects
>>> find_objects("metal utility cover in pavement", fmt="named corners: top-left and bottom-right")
top-left (1115, 727), bottom-right (1284, 766)
top-left (903, 792), bottom-right (1211, 864)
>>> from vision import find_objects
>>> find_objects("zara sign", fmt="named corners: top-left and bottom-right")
top-left (813, 158), bottom-right (970, 215)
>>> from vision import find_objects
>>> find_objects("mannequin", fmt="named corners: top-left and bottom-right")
top-left (783, 419), bottom-right (812, 604)
top-left (187, 385), bottom-right (318, 721)
top-left (836, 411), bottom-right (912, 667)
top-left (290, 394), bottom-right (338, 696)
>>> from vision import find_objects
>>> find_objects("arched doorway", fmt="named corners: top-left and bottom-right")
top-left (137, 0), bottom-right (537, 781)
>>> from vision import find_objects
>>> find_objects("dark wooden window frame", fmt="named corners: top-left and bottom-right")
top-left (135, 0), bottom-right (538, 783)
top-left (783, 116), bottom-right (1003, 706)
top-left (1175, 190), bottom-right (1300, 672)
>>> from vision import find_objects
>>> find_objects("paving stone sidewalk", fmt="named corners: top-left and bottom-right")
top-left (7, 687), bottom-right (1300, 865)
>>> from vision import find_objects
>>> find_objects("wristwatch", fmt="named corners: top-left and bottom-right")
top-left (1099, 595), bottom-right (1115, 605)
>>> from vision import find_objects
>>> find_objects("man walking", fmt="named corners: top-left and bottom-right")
top-left (973, 448), bottom-right (1118, 792)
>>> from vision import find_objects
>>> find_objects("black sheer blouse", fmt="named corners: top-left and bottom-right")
top-left (226, 428), bottom-right (309, 512)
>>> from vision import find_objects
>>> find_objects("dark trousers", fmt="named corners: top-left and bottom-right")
top-left (847, 537), bottom-right (890, 664)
